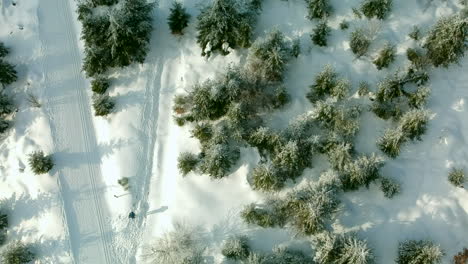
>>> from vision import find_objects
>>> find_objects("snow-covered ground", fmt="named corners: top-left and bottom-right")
top-left (0, 0), bottom-right (467, 263)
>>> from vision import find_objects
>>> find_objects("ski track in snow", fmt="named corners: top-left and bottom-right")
top-left (37, 0), bottom-right (116, 263)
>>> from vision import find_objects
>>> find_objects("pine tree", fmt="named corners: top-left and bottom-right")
top-left (0, 93), bottom-right (14, 116)
top-left (91, 76), bottom-right (110, 94)
top-left (240, 201), bottom-right (287, 228)
top-left (196, 0), bottom-right (254, 57)
top-left (313, 232), bottom-right (374, 264)
top-left (221, 235), bottom-right (250, 260)
top-left (311, 21), bottom-right (331, 47)
top-left (251, 164), bottom-right (285, 192)
top-left (0, 43), bottom-right (9, 58)
top-left (360, 0), bottom-right (392, 20)
top-left (377, 127), bottom-right (406, 158)
top-left (305, 0), bottom-right (333, 20)
top-left (409, 86), bottom-right (430, 109)
top-left (327, 143), bottom-right (353, 172)
top-left (0, 60), bottom-right (17, 86)
top-left (342, 154), bottom-right (384, 190)
top-left (424, 15), bottom-right (468, 67)
top-left (177, 152), bottom-right (199, 176)
top-left (307, 65), bottom-right (337, 102)
top-left (373, 43), bottom-right (396, 70)
top-left (264, 247), bottom-right (313, 263)
top-left (0, 118), bottom-right (9, 134)
top-left (349, 28), bottom-right (371, 58)
top-left (199, 142), bottom-right (240, 179)
top-left (380, 176), bottom-right (401, 198)
top-left (168, 2), bottom-right (191, 35)
top-left (448, 168), bottom-right (465, 188)
top-left (398, 109), bottom-right (429, 141)
top-left (397, 240), bottom-right (444, 264)
top-left (1, 242), bottom-right (35, 264)
top-left (338, 236), bottom-right (374, 264)
top-left (28, 151), bottom-right (54, 175)
top-left (92, 94), bottom-right (115, 116)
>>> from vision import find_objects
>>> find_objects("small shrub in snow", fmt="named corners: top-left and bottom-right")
top-left (177, 152), bottom-right (199, 176)
top-left (448, 168), bottom-right (465, 188)
top-left (360, 0), bottom-right (392, 20)
top-left (92, 94), bottom-right (115, 116)
top-left (196, 0), bottom-right (255, 57)
top-left (199, 143), bottom-right (240, 179)
top-left (118, 177), bottom-right (129, 191)
top-left (424, 15), bottom-right (468, 67)
top-left (349, 28), bottom-right (371, 58)
top-left (342, 154), bottom-right (384, 190)
top-left (251, 164), bottom-right (285, 192)
top-left (28, 151), bottom-right (54, 175)
top-left (311, 21), bottom-right (331, 47)
top-left (380, 176), bottom-right (401, 198)
top-left (168, 2), bottom-right (191, 35)
top-left (247, 29), bottom-right (293, 82)
top-left (373, 44), bottom-right (396, 70)
top-left (0, 42), bottom-right (9, 58)
top-left (305, 0), bottom-right (332, 20)
top-left (0, 60), bottom-right (17, 86)
top-left (144, 222), bottom-right (204, 264)
top-left (313, 232), bottom-right (374, 264)
top-left (409, 26), bottom-right (421, 41)
top-left (91, 76), bottom-right (110, 94)
top-left (1, 241), bottom-right (35, 264)
top-left (377, 128), bottom-right (405, 158)
top-left (398, 109), bottom-right (429, 141)
top-left (397, 240), bottom-right (444, 264)
top-left (221, 235), bottom-right (250, 260)
top-left (340, 20), bottom-right (350, 30)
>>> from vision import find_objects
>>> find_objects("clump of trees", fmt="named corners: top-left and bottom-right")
top-left (168, 2), bottom-right (191, 35)
top-left (77, 0), bottom-right (154, 77)
top-left (360, 0), bottom-right (392, 20)
top-left (1, 241), bottom-right (35, 264)
top-left (28, 151), bottom-right (54, 175)
top-left (396, 240), bottom-right (444, 264)
top-left (312, 232), bottom-right (374, 264)
top-left (424, 15), bottom-right (467, 67)
top-left (196, 0), bottom-right (260, 57)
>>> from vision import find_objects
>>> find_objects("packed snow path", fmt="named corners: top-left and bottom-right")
top-left (37, 0), bottom-right (115, 263)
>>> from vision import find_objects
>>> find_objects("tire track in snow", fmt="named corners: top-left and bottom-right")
top-left (37, 0), bottom-right (115, 262)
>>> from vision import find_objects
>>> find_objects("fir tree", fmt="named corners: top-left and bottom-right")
top-left (327, 143), bottom-right (353, 172)
top-left (313, 232), bottom-right (374, 264)
top-left (0, 60), bottom-right (17, 86)
top-left (311, 21), bottom-right (331, 47)
top-left (338, 236), bottom-right (375, 264)
top-left (92, 94), bottom-right (115, 116)
top-left (91, 76), bottom-right (110, 94)
top-left (240, 201), bottom-right (287, 228)
top-left (360, 0), bottom-right (392, 20)
top-left (1, 242), bottom-right (35, 264)
top-left (397, 240), bottom-right (444, 264)
top-left (424, 15), bottom-right (468, 67)
top-left (409, 86), bottom-right (430, 109)
top-left (307, 65), bottom-right (337, 102)
top-left (199, 142), bottom-right (240, 179)
top-left (177, 152), bottom-right (199, 176)
top-left (380, 176), bottom-right (401, 198)
top-left (342, 154), bottom-right (384, 190)
top-left (221, 235), bottom-right (250, 260)
top-left (0, 43), bottom-right (9, 58)
top-left (168, 2), bottom-right (191, 35)
top-left (349, 28), bottom-right (371, 58)
top-left (0, 93), bottom-right (14, 116)
top-left (196, 0), bottom-right (254, 57)
top-left (448, 168), bottom-right (465, 188)
top-left (273, 140), bottom-right (312, 177)
top-left (340, 20), bottom-right (350, 30)
top-left (251, 164), bottom-right (285, 192)
top-left (263, 247), bottom-right (313, 263)
top-left (409, 26), bottom-right (421, 41)
top-left (28, 151), bottom-right (54, 175)
top-left (377, 127), bottom-right (406, 158)
top-left (305, 0), bottom-right (332, 20)
top-left (0, 118), bottom-right (9, 134)
top-left (398, 109), bottom-right (429, 141)
top-left (373, 44), bottom-right (396, 70)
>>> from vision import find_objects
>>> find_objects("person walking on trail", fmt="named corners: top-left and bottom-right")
top-left (129, 211), bottom-right (136, 219)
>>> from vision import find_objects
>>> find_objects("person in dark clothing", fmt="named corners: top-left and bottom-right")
top-left (129, 211), bottom-right (136, 219)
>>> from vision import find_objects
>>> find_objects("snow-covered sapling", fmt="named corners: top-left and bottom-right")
top-left (291, 38), bottom-right (301, 58)
top-left (377, 127), bottom-right (406, 158)
top-left (358, 82), bottom-right (370, 97)
top-left (373, 44), bottom-right (396, 70)
top-left (92, 94), bottom-right (115, 116)
top-left (380, 176), bottom-right (401, 198)
top-left (307, 65), bottom-right (338, 102)
top-left (349, 28), bottom-right (371, 58)
top-left (196, 0), bottom-right (254, 57)
top-left (305, 0), bottom-right (333, 20)
top-left (338, 235), bottom-right (375, 264)
top-left (408, 26), bottom-right (421, 40)
top-left (311, 21), bottom-right (331, 47)
top-left (0, 60), bottom-right (17, 86)
top-left (448, 168), bottom-right (465, 188)
top-left (424, 15), bottom-right (468, 67)
top-left (251, 164), bottom-right (285, 192)
top-left (0, 118), bottom-right (9, 134)
top-left (342, 154), bottom-right (384, 190)
top-left (1, 241), bottom-right (35, 264)
top-left (0, 43), bottom-right (9, 58)
top-left (0, 211), bottom-right (7, 230)
top-left (240, 201), bottom-right (287, 228)
top-left (264, 247), bottom-right (313, 263)
top-left (360, 0), bottom-right (392, 20)
top-left (327, 143), bottom-right (353, 172)
top-left (91, 76), bottom-right (110, 94)
top-left (397, 240), bottom-right (444, 264)
top-left (90, 0), bottom-right (118, 6)
top-left (340, 20), bottom-right (350, 30)
top-left (312, 232), bottom-right (374, 264)
top-left (406, 48), bottom-right (429, 69)
top-left (177, 152), bottom-right (199, 176)
top-left (199, 143), bottom-right (240, 179)
top-left (168, 2), bottom-right (191, 35)
top-left (398, 109), bottom-right (429, 141)
top-left (221, 235), bottom-right (250, 260)
top-left (409, 86), bottom-right (430, 109)
top-left (28, 151), bottom-right (54, 175)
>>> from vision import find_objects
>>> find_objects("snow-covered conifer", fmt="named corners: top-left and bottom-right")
top-left (342, 154), bottom-right (384, 190)
top-left (0, 60), bottom-right (17, 86)
top-left (327, 143), bottom-right (353, 172)
top-left (380, 176), bottom-right (401, 198)
top-left (377, 127), bottom-right (406, 158)
top-left (240, 201), bottom-right (286, 228)
top-left (92, 94), bottom-right (115, 116)
top-left (409, 86), bottom-right (430, 109)
top-left (349, 28), bottom-right (371, 58)
top-left (0, 94), bottom-right (14, 116)
top-left (311, 21), bottom-right (331, 47)
top-left (0, 43), bottom-right (9, 58)
top-left (313, 232), bottom-right (374, 264)
top-left (398, 109), bottom-right (429, 141)
top-left (0, 118), bottom-right (9, 134)
top-left (251, 164), bottom-right (285, 192)
top-left (221, 235), bottom-right (250, 260)
top-left (28, 151), bottom-right (54, 175)
top-left (360, 0), bottom-right (392, 20)
top-left (448, 168), bottom-right (465, 188)
top-left (168, 2), bottom-right (191, 35)
top-left (1, 242), bottom-right (35, 264)
top-left (307, 65), bottom-right (337, 102)
top-left (273, 140), bottom-right (311, 176)
top-left (409, 26), bottom-right (421, 41)
top-left (305, 0), bottom-right (332, 20)
top-left (177, 152), bottom-right (199, 176)
top-left (91, 76), bottom-right (110, 94)
top-left (397, 240), bottom-right (444, 264)
top-left (373, 43), bottom-right (396, 70)
top-left (424, 15), bottom-right (468, 67)
top-left (199, 143), bottom-right (240, 179)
